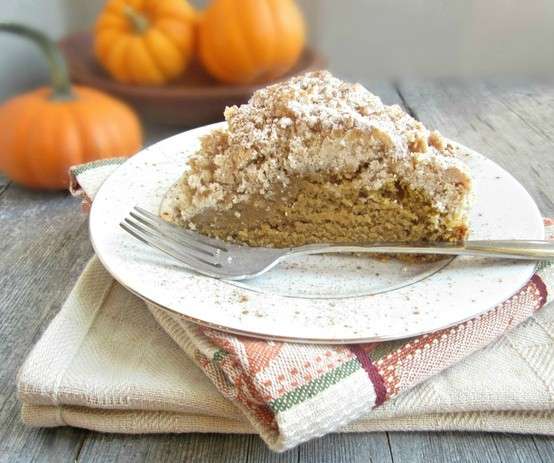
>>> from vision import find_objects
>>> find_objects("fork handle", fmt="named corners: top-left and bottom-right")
top-left (287, 240), bottom-right (554, 261)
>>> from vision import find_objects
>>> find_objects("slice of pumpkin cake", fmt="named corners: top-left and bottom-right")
top-left (161, 71), bottom-right (471, 250)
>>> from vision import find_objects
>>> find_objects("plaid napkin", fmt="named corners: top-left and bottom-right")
top-left (20, 159), bottom-right (554, 451)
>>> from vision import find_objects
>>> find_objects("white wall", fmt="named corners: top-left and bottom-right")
top-left (1, 0), bottom-right (553, 101)
top-left (311, 0), bottom-right (554, 80)
top-left (0, 0), bottom-right (68, 100)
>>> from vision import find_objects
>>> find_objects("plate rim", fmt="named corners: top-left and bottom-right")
top-left (112, 269), bottom-right (537, 344)
top-left (89, 123), bottom-right (544, 344)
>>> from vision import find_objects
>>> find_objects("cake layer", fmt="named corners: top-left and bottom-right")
top-left (182, 175), bottom-right (468, 248)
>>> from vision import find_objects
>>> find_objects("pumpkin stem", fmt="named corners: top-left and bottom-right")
top-left (0, 23), bottom-right (73, 101)
top-left (124, 6), bottom-right (149, 34)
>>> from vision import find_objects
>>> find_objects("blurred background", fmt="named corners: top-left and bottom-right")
top-left (3, 0), bottom-right (554, 100)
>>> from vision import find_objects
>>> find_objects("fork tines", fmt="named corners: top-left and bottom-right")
top-left (120, 206), bottom-right (227, 271)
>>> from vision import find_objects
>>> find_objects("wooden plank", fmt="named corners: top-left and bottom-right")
top-left (77, 433), bottom-right (297, 463)
top-left (368, 81), bottom-right (404, 107)
top-left (388, 432), bottom-right (504, 463)
top-left (0, 173), bottom-right (10, 196)
top-left (77, 432), bottom-right (395, 463)
top-left (532, 435), bottom-right (554, 462)
top-left (244, 435), bottom-right (299, 463)
top-left (0, 425), bottom-right (86, 463)
top-left (0, 183), bottom-right (93, 462)
top-left (396, 79), bottom-right (554, 215)
top-left (491, 433), bottom-right (550, 463)
top-left (388, 431), bottom-right (552, 463)
top-left (298, 433), bottom-right (393, 463)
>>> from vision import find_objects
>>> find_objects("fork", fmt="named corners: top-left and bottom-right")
top-left (120, 206), bottom-right (554, 281)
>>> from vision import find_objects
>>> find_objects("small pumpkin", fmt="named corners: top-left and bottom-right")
top-left (199, 0), bottom-right (306, 84)
top-left (95, 0), bottom-right (198, 85)
top-left (0, 23), bottom-right (142, 190)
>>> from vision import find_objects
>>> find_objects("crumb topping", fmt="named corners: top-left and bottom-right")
top-left (168, 71), bottom-right (471, 223)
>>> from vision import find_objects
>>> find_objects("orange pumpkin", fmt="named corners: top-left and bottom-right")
top-left (95, 0), bottom-right (198, 85)
top-left (0, 23), bottom-right (142, 190)
top-left (199, 0), bottom-right (306, 84)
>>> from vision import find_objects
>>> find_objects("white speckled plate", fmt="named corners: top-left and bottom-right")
top-left (90, 122), bottom-right (544, 343)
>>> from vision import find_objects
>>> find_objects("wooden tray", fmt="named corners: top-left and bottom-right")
top-left (60, 32), bottom-right (325, 127)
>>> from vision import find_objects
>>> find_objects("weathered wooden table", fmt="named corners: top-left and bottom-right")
top-left (1, 79), bottom-right (553, 462)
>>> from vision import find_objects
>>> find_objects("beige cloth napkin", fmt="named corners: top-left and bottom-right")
top-left (17, 159), bottom-right (554, 451)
